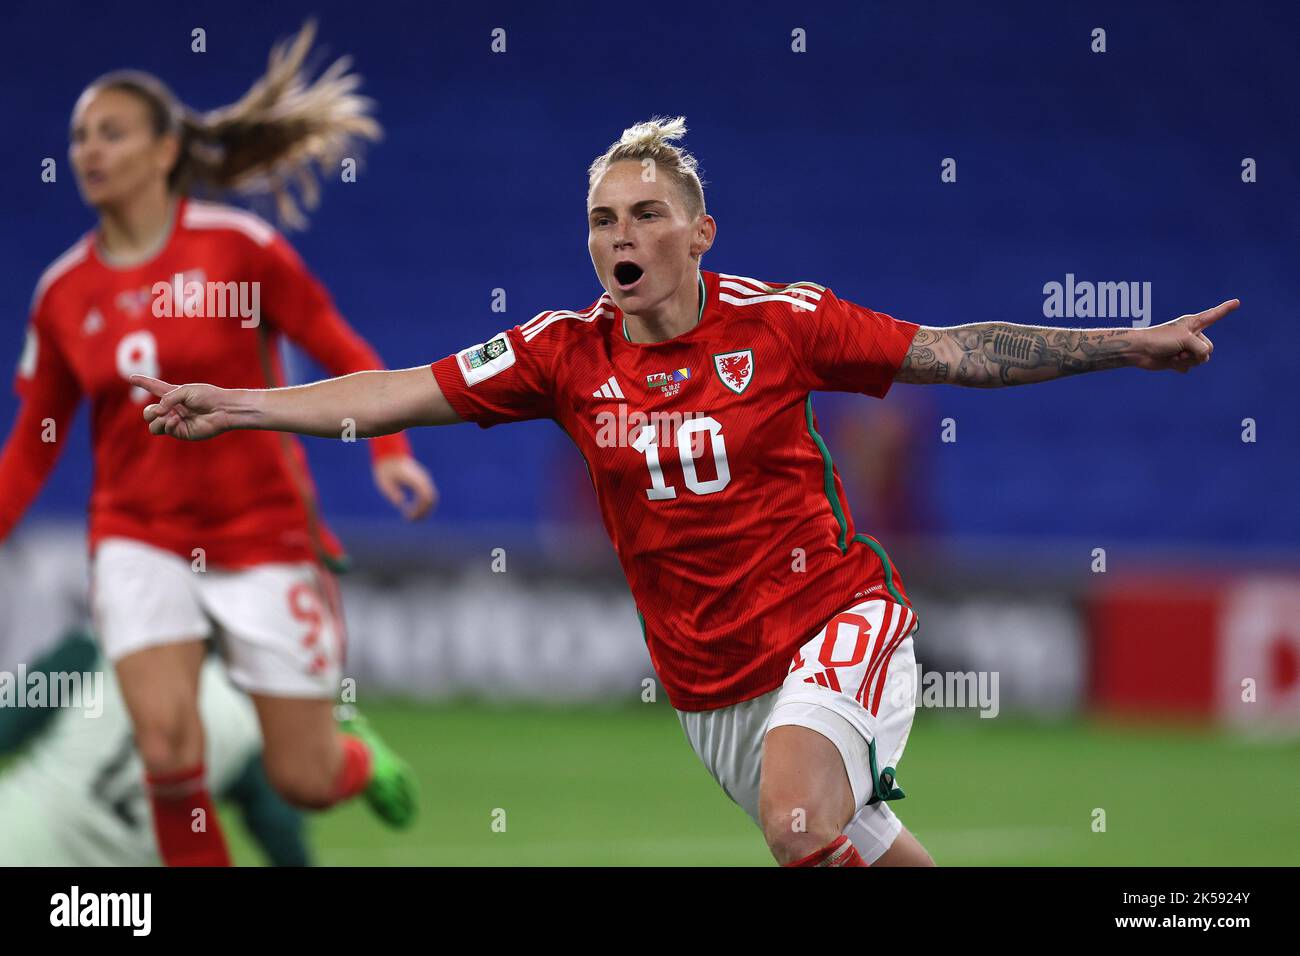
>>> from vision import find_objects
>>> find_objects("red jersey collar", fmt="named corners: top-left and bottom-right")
top-left (90, 195), bottom-right (185, 272)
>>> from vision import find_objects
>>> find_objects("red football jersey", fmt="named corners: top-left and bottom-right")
top-left (431, 269), bottom-right (921, 710)
top-left (0, 197), bottom-right (410, 567)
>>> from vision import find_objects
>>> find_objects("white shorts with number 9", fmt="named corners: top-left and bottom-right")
top-left (677, 596), bottom-right (919, 864)
top-left (91, 536), bottom-right (344, 698)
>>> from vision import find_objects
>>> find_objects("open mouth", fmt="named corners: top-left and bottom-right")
top-left (613, 261), bottom-right (645, 291)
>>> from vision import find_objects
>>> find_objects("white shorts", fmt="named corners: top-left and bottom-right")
top-left (90, 536), bottom-right (345, 698)
top-left (677, 596), bottom-right (919, 864)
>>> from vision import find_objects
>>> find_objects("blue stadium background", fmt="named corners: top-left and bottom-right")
top-left (1, 0), bottom-right (1295, 558)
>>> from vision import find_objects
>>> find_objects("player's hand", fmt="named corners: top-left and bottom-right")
top-left (133, 375), bottom-right (231, 441)
top-left (373, 455), bottom-right (438, 520)
top-left (1132, 299), bottom-right (1238, 373)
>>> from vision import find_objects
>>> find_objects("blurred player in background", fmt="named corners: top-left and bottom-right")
top-left (0, 22), bottom-right (435, 865)
top-left (133, 116), bottom-right (1236, 867)
top-left (0, 632), bottom-right (311, 866)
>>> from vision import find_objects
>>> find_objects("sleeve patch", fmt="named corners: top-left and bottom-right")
top-left (455, 333), bottom-right (516, 386)
top-left (17, 326), bottom-right (38, 379)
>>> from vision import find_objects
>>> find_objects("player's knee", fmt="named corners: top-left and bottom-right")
top-left (134, 709), bottom-right (203, 774)
top-left (760, 807), bottom-right (844, 866)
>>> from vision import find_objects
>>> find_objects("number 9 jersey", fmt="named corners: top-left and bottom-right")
top-left (0, 198), bottom-right (410, 568)
top-left (431, 269), bottom-right (921, 711)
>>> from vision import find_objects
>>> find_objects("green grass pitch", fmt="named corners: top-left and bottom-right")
top-left (222, 700), bottom-right (1300, 866)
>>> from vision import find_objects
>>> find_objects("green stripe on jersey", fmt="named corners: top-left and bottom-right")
top-left (804, 395), bottom-right (909, 607)
top-left (804, 395), bottom-right (848, 553)
top-left (851, 533), bottom-right (908, 608)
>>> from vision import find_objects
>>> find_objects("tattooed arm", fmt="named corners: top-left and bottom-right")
top-left (894, 299), bottom-right (1239, 387)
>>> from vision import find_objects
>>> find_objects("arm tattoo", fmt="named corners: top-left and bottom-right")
top-left (895, 323), bottom-right (1137, 387)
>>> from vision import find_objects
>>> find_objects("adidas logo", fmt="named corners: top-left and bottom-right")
top-left (592, 375), bottom-right (625, 399)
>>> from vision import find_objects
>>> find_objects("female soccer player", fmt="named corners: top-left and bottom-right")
top-left (0, 23), bottom-right (435, 865)
top-left (133, 116), bottom-right (1236, 867)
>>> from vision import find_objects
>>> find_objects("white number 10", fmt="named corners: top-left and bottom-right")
top-left (632, 416), bottom-right (730, 500)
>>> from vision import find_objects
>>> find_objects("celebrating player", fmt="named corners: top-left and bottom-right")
top-left (133, 116), bottom-right (1236, 867)
top-left (0, 23), bottom-right (435, 865)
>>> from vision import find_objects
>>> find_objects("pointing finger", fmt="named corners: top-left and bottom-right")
top-left (1188, 299), bottom-right (1239, 333)
top-left (129, 374), bottom-right (179, 398)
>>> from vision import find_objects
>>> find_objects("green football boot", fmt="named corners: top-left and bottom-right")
top-left (337, 707), bottom-right (418, 829)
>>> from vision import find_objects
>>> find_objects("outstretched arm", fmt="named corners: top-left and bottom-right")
top-left (133, 366), bottom-right (461, 442)
top-left (894, 299), bottom-right (1238, 387)
top-left (253, 234), bottom-right (437, 518)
